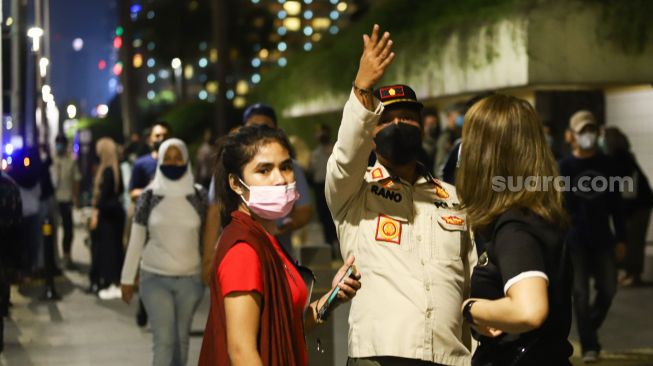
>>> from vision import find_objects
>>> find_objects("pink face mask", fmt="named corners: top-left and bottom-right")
top-left (239, 179), bottom-right (300, 220)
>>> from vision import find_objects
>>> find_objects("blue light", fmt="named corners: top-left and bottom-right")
top-left (226, 90), bottom-right (235, 100)
top-left (251, 73), bottom-right (261, 84)
top-left (278, 10), bottom-right (287, 19)
top-left (199, 42), bottom-right (208, 51)
top-left (147, 58), bottom-right (156, 68)
top-left (278, 57), bottom-right (288, 67)
top-left (73, 143), bottom-right (79, 154)
top-left (251, 0), bottom-right (260, 3)
top-left (147, 42), bottom-right (156, 51)
top-left (147, 91), bottom-right (156, 100)
top-left (329, 25), bottom-right (339, 34)
top-left (304, 42), bottom-right (313, 51)
top-left (304, 10), bottom-right (313, 19)
top-left (330, 10), bottom-right (339, 20)
top-left (303, 26), bottom-right (313, 36)
top-left (108, 78), bottom-right (118, 89)
top-left (304, 0), bottom-right (313, 3)
top-left (199, 58), bottom-right (208, 68)
top-left (251, 58), bottom-right (261, 68)
top-left (277, 42), bottom-right (287, 52)
top-left (130, 4), bottom-right (142, 14)
top-left (7, 156), bottom-right (12, 165)
top-left (330, 0), bottom-right (338, 4)
top-left (147, 10), bottom-right (155, 19)
top-left (147, 74), bottom-right (156, 84)
top-left (277, 27), bottom-right (287, 36)
top-left (198, 90), bottom-right (208, 100)
top-left (4, 144), bottom-right (13, 155)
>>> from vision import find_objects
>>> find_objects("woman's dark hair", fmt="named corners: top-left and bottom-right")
top-left (216, 125), bottom-right (293, 225)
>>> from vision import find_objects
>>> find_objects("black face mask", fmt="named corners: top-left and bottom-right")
top-left (427, 126), bottom-right (440, 140)
top-left (374, 122), bottom-right (422, 165)
top-left (159, 164), bottom-right (187, 180)
top-left (317, 133), bottom-right (330, 145)
top-left (152, 140), bottom-right (163, 153)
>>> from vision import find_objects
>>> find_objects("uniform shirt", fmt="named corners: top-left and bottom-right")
top-left (326, 89), bottom-right (476, 366)
top-left (218, 233), bottom-right (309, 366)
top-left (54, 156), bottom-right (81, 202)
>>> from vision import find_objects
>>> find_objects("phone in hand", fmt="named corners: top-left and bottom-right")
top-left (317, 266), bottom-right (354, 323)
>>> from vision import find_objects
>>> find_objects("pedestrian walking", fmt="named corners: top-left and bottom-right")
top-left (53, 135), bottom-right (81, 268)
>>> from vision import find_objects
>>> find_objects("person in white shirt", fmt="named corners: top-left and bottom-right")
top-left (120, 138), bottom-right (207, 366)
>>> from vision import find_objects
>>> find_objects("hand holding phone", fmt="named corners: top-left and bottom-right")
top-left (317, 260), bottom-right (359, 323)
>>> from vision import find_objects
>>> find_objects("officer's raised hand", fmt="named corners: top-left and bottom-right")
top-left (354, 24), bottom-right (394, 110)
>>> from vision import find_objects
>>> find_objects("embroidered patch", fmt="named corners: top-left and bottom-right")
top-left (375, 214), bottom-right (401, 244)
top-left (371, 168), bottom-right (384, 180)
top-left (441, 215), bottom-right (465, 226)
top-left (435, 184), bottom-right (449, 199)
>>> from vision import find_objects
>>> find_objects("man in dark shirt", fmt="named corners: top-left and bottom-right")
top-left (558, 110), bottom-right (626, 363)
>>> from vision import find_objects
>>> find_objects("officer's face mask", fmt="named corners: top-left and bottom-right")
top-left (575, 132), bottom-right (597, 151)
top-left (374, 120), bottom-right (422, 165)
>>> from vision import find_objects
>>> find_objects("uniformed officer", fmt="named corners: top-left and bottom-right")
top-left (326, 24), bottom-right (476, 366)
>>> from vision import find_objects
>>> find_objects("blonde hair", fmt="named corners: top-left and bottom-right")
top-left (93, 137), bottom-right (120, 206)
top-left (456, 94), bottom-right (567, 231)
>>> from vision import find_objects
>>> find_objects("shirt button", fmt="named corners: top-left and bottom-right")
top-left (416, 235), bottom-right (422, 241)
top-left (425, 283), bottom-right (430, 291)
top-left (420, 259), bottom-right (425, 266)
top-left (426, 310), bottom-right (432, 318)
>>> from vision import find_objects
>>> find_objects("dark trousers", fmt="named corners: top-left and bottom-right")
top-left (624, 208), bottom-right (652, 278)
top-left (570, 245), bottom-right (617, 353)
top-left (313, 182), bottom-right (338, 245)
top-left (348, 357), bottom-right (444, 366)
top-left (58, 202), bottom-right (74, 255)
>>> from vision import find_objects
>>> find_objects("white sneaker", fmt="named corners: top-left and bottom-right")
top-left (582, 350), bottom-right (599, 363)
top-left (98, 285), bottom-right (122, 300)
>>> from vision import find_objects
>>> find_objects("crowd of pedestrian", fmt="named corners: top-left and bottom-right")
top-left (1, 23), bottom-right (651, 366)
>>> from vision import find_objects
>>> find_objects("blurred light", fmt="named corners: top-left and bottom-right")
top-left (313, 18), bottom-right (331, 30)
top-left (198, 90), bottom-right (208, 100)
top-left (234, 97), bottom-right (246, 109)
top-left (133, 53), bottom-right (144, 68)
top-left (278, 0), bottom-right (286, 3)
top-left (251, 58), bottom-right (261, 68)
top-left (67, 105), bottom-right (77, 119)
top-left (4, 144), bottom-right (14, 155)
top-left (147, 74), bottom-right (156, 84)
top-left (277, 42), bottom-right (287, 52)
top-left (171, 58), bottom-right (182, 69)
top-left (199, 42), bottom-right (208, 51)
top-left (147, 42), bottom-right (156, 51)
top-left (259, 49), bottom-right (269, 59)
top-left (303, 26), bottom-right (313, 36)
top-left (304, 0), bottom-right (313, 3)
top-left (330, 10), bottom-right (339, 20)
top-left (236, 80), bottom-right (249, 95)
top-left (97, 104), bottom-right (109, 118)
top-left (130, 4), bottom-right (142, 13)
top-left (158, 69), bottom-right (170, 79)
top-left (284, 1), bottom-right (301, 15)
top-left (6, 120), bottom-right (13, 130)
top-left (116, 84), bottom-right (124, 94)
top-left (251, 73), bottom-right (261, 84)
top-left (39, 57), bottom-right (49, 77)
top-left (27, 27), bottom-right (44, 52)
top-left (278, 57), bottom-right (288, 67)
top-left (115, 26), bottom-right (124, 36)
top-left (147, 11), bottom-right (155, 19)
top-left (133, 38), bottom-right (143, 48)
top-left (41, 84), bottom-right (51, 96)
top-left (304, 10), bottom-right (313, 19)
top-left (283, 18), bottom-right (301, 31)
top-left (199, 74), bottom-right (208, 83)
top-left (1, 160), bottom-right (6, 170)
top-left (5, 17), bottom-right (13, 27)
top-left (210, 49), bottom-right (218, 63)
top-left (113, 62), bottom-right (123, 76)
top-left (304, 42), bottom-right (313, 51)
top-left (24, 157), bottom-right (30, 167)
top-left (184, 65), bottom-right (194, 79)
top-left (277, 10), bottom-right (287, 19)
top-left (251, 0), bottom-right (260, 3)
top-left (147, 58), bottom-right (156, 68)
top-left (329, 25), bottom-right (339, 34)
top-left (206, 82), bottom-right (218, 94)
top-left (198, 57), bottom-right (208, 68)
top-left (337, 2), bottom-right (348, 11)
top-left (226, 90), bottom-right (235, 100)
top-left (147, 91), bottom-right (156, 100)
top-left (312, 33), bottom-right (322, 42)
top-left (72, 38), bottom-right (84, 51)
top-left (277, 27), bottom-right (287, 36)
top-left (330, 0), bottom-right (338, 4)
top-left (113, 36), bottom-right (123, 49)
top-left (7, 156), bottom-right (12, 165)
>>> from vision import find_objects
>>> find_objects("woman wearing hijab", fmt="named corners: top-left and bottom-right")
top-left (90, 137), bottom-right (125, 296)
top-left (121, 138), bottom-right (207, 366)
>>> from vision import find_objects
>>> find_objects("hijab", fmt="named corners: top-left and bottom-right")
top-left (148, 138), bottom-right (195, 197)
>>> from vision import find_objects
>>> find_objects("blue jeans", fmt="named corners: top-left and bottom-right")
top-left (140, 270), bottom-right (204, 366)
top-left (569, 245), bottom-right (617, 353)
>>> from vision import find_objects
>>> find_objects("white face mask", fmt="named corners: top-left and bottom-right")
top-left (575, 132), bottom-right (597, 150)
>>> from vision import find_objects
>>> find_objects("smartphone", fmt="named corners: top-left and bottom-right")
top-left (317, 266), bottom-right (354, 322)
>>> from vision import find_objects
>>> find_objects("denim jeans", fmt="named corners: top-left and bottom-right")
top-left (140, 270), bottom-right (204, 366)
top-left (569, 245), bottom-right (617, 353)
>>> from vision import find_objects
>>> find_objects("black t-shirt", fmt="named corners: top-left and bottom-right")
top-left (470, 209), bottom-right (573, 365)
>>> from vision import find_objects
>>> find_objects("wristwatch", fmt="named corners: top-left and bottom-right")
top-left (462, 300), bottom-right (477, 325)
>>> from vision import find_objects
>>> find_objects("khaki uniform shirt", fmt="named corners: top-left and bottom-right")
top-left (326, 90), bottom-right (477, 366)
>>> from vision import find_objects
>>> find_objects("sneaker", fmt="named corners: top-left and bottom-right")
top-left (98, 284), bottom-right (122, 300)
top-left (136, 301), bottom-right (148, 327)
top-left (582, 350), bottom-right (599, 363)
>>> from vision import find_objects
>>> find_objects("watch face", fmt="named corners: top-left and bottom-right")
top-left (478, 252), bottom-right (489, 267)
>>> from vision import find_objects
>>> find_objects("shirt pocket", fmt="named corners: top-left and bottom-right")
top-left (433, 211), bottom-right (466, 260)
top-left (364, 184), bottom-right (412, 252)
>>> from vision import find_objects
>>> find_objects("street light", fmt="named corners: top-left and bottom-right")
top-left (27, 27), bottom-right (44, 52)
top-left (39, 57), bottom-right (49, 77)
top-left (66, 104), bottom-right (77, 119)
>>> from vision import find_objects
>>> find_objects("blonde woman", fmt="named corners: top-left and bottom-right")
top-left (457, 95), bottom-right (573, 366)
top-left (90, 137), bottom-right (125, 298)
